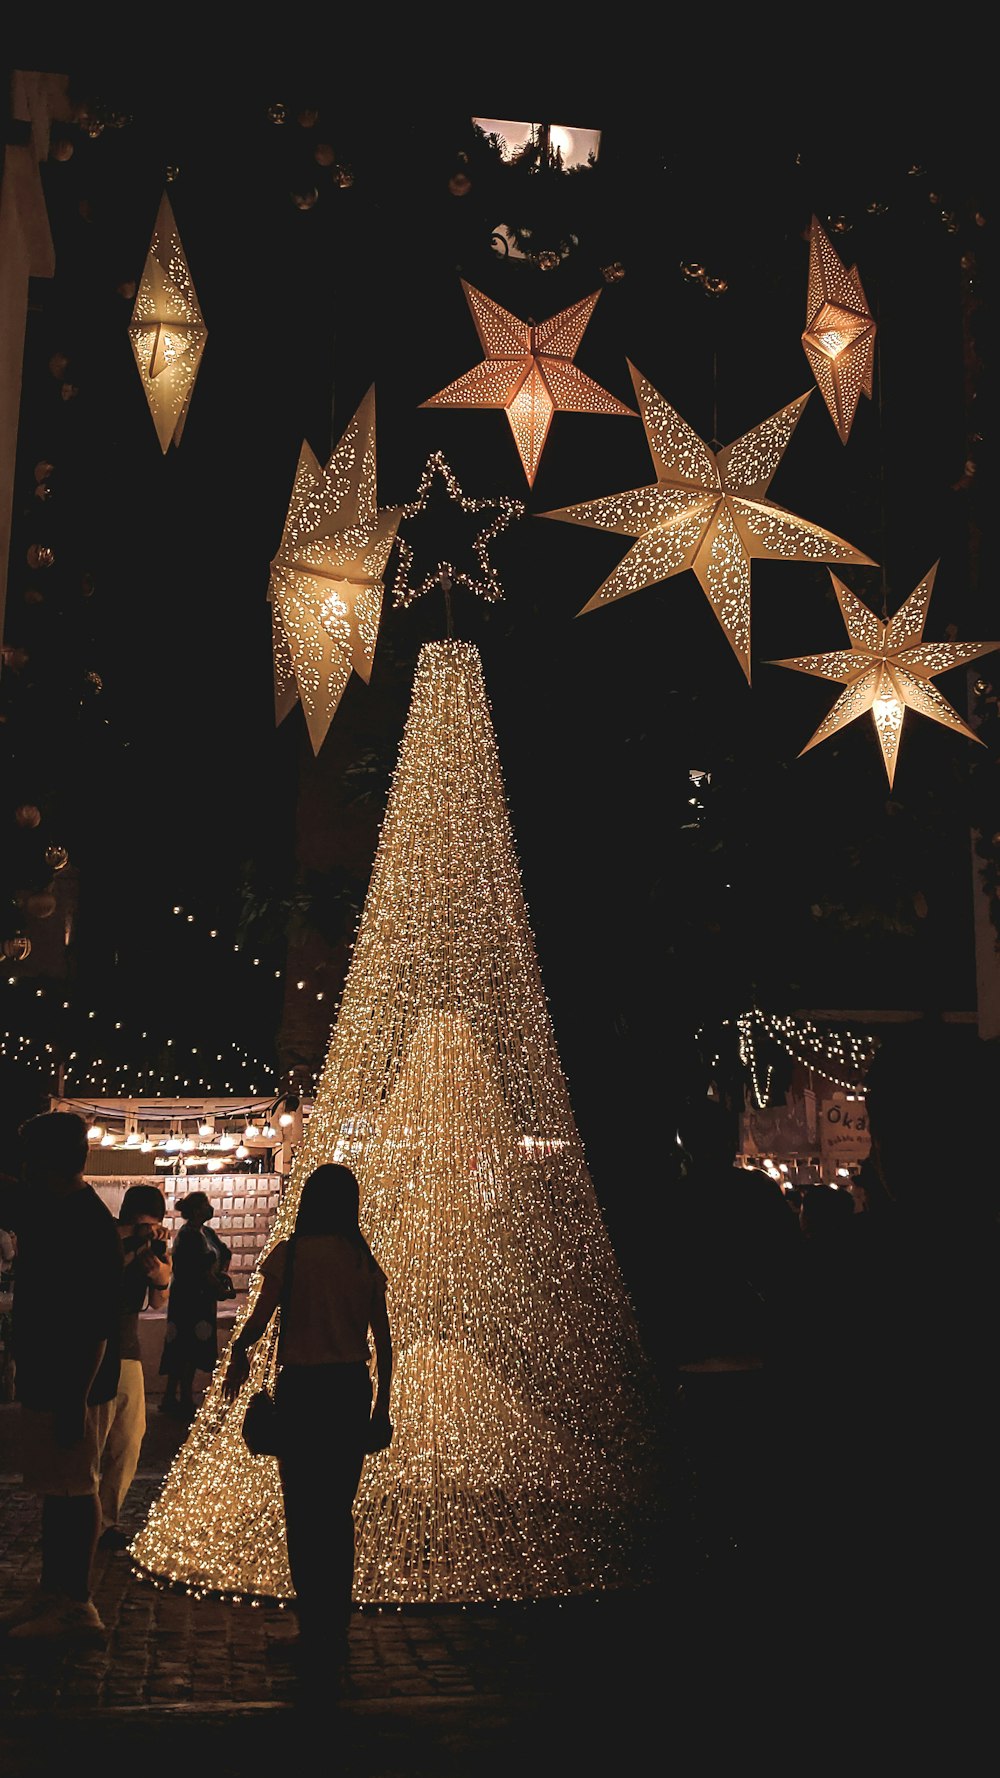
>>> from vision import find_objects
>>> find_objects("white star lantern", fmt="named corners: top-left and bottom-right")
top-left (541, 365), bottom-right (875, 682)
top-left (268, 387), bottom-right (402, 755)
top-left (801, 214), bottom-right (876, 445)
top-left (128, 193), bottom-right (207, 452)
top-left (770, 563), bottom-right (1000, 786)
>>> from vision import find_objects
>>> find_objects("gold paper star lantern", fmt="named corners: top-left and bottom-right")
top-left (391, 451), bottom-right (525, 608)
top-left (128, 193), bottom-right (207, 451)
top-left (421, 281), bottom-right (634, 488)
top-left (770, 563), bottom-right (1000, 786)
top-left (540, 365), bottom-right (875, 682)
top-left (268, 386), bottom-right (403, 755)
top-left (802, 214), bottom-right (876, 444)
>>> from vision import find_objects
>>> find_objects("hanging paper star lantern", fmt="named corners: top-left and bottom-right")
top-left (420, 281), bottom-right (634, 488)
top-left (802, 214), bottom-right (876, 445)
top-left (128, 193), bottom-right (207, 452)
top-left (268, 386), bottom-right (403, 755)
top-left (769, 563), bottom-right (1000, 786)
top-left (391, 451), bottom-right (525, 608)
top-left (540, 365), bottom-right (875, 682)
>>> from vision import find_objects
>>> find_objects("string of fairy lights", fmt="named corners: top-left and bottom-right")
top-left (130, 641), bottom-right (662, 1605)
top-left (732, 1007), bottom-right (877, 1105)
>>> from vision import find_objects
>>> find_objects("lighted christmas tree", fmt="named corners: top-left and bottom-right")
top-left (131, 640), bottom-right (662, 1602)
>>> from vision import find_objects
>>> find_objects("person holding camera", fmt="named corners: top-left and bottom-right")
top-left (158, 1191), bottom-right (232, 1421)
top-left (96, 1185), bottom-right (172, 1551)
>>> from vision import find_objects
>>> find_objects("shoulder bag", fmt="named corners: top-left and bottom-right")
top-left (241, 1235), bottom-right (296, 1458)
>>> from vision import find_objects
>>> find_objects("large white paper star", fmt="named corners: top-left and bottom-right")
top-left (421, 282), bottom-right (634, 488)
top-left (769, 563), bottom-right (1000, 786)
top-left (539, 365), bottom-right (875, 682)
top-left (268, 387), bottom-right (402, 755)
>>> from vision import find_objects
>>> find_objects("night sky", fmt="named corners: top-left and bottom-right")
top-left (1, 70), bottom-right (993, 1300)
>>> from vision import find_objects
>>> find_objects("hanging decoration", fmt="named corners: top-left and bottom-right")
top-left (540, 364), bottom-right (875, 682)
top-left (391, 450), bottom-right (525, 608)
top-left (130, 640), bottom-right (661, 1605)
top-left (420, 282), bottom-right (634, 489)
top-left (802, 213), bottom-right (876, 444)
top-left (128, 193), bottom-right (208, 452)
top-left (769, 563), bottom-right (1000, 786)
top-left (268, 387), bottom-right (402, 755)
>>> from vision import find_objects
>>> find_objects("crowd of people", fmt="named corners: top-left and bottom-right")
top-left (0, 1014), bottom-right (997, 1698)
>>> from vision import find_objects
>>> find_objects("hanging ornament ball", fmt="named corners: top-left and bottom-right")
top-left (116, 278), bottom-right (137, 300)
top-left (600, 262), bottom-right (626, 283)
top-left (33, 482), bottom-right (52, 502)
top-left (297, 106), bottom-right (319, 129)
top-left (26, 544), bottom-right (54, 569)
top-left (866, 200), bottom-right (889, 216)
top-left (534, 249), bottom-right (561, 271)
top-left (15, 805), bottom-right (42, 828)
top-left (313, 142), bottom-right (336, 167)
top-left (23, 587), bottom-right (45, 605)
top-left (60, 382), bottom-right (79, 402)
top-left (334, 167), bottom-right (354, 189)
top-left (703, 275), bottom-right (729, 296)
top-left (2, 935), bottom-right (31, 961)
top-left (681, 262), bottom-right (706, 282)
top-left (267, 102), bottom-right (286, 124)
top-left (291, 186), bottom-right (319, 211)
top-left (25, 891), bottom-right (57, 920)
top-left (448, 171), bottom-right (472, 197)
top-left (80, 571), bottom-right (96, 598)
top-left (84, 670), bottom-right (103, 693)
top-left (48, 352), bottom-right (69, 380)
top-left (50, 136), bottom-right (74, 162)
top-left (165, 164), bottom-right (179, 183)
top-left (45, 844), bottom-right (69, 871)
top-left (34, 462), bottom-right (54, 484)
top-left (830, 215), bottom-right (852, 234)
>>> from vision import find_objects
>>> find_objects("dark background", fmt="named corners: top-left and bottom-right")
top-left (0, 67), bottom-right (993, 1310)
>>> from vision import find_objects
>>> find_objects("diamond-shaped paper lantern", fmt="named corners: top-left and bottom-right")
top-left (801, 214), bottom-right (876, 444)
top-left (128, 193), bottom-right (207, 452)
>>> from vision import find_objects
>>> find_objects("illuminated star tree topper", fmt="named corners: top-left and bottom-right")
top-left (391, 450), bottom-right (526, 610)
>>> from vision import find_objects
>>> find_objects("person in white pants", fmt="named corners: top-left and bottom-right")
top-left (97, 1185), bottom-right (171, 1550)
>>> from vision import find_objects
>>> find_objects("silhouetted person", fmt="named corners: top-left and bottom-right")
top-left (222, 1163), bottom-right (392, 1678)
top-left (158, 1191), bottom-right (231, 1420)
top-left (0, 1111), bottom-right (122, 1645)
top-left (97, 1184), bottom-right (171, 1549)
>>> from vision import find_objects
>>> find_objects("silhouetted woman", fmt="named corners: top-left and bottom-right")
top-left (222, 1163), bottom-right (392, 1671)
top-left (159, 1191), bottom-right (231, 1421)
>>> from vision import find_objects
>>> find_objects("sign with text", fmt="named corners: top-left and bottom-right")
top-left (818, 1094), bottom-right (871, 1169)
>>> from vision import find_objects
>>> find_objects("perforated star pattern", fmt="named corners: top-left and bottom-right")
top-left (540, 364), bottom-right (875, 682)
top-left (391, 452), bottom-right (526, 608)
top-left (128, 193), bottom-right (207, 452)
top-left (769, 563), bottom-right (1000, 786)
top-left (268, 387), bottom-right (403, 755)
top-left (421, 281), bottom-right (634, 488)
top-left (802, 214), bottom-right (876, 444)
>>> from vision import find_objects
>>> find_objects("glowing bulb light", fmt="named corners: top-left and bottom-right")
top-left (131, 641), bottom-right (662, 1606)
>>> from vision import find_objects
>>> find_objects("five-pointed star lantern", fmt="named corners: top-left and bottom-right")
top-left (268, 386), bottom-right (403, 756)
top-left (539, 364), bottom-right (875, 683)
top-left (769, 563), bottom-right (1000, 787)
top-left (128, 193), bottom-right (207, 452)
top-left (391, 451), bottom-right (526, 609)
top-left (420, 281), bottom-right (634, 488)
top-left (801, 214), bottom-right (876, 445)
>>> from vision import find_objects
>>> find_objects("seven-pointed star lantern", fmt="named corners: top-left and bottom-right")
top-left (539, 364), bottom-right (875, 683)
top-left (128, 192), bottom-right (207, 452)
top-left (769, 563), bottom-right (1000, 787)
top-left (801, 214), bottom-right (876, 445)
top-left (420, 281), bottom-right (634, 488)
top-left (268, 386), bottom-right (403, 755)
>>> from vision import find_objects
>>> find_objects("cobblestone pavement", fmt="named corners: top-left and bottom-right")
top-left (0, 1399), bottom-right (708, 1776)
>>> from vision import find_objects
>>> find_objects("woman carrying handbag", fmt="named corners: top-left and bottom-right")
top-left (222, 1163), bottom-right (392, 1674)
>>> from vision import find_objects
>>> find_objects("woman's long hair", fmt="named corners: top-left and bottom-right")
top-left (293, 1163), bottom-right (366, 1242)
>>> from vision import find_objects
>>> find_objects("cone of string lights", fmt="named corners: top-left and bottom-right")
top-left (130, 639), bottom-right (662, 1604)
